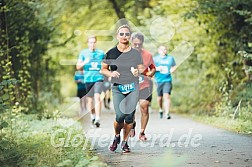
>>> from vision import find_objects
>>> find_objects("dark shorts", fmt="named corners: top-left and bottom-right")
top-left (77, 88), bottom-right (86, 98)
top-left (139, 87), bottom-right (152, 102)
top-left (85, 81), bottom-right (103, 97)
top-left (156, 82), bottom-right (172, 96)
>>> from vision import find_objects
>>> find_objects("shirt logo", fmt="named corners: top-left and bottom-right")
top-left (89, 62), bottom-right (100, 70)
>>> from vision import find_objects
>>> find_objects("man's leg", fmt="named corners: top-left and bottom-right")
top-left (163, 82), bottom-right (172, 119)
top-left (85, 83), bottom-right (96, 123)
top-left (93, 82), bottom-right (103, 127)
top-left (80, 96), bottom-right (86, 115)
top-left (86, 96), bottom-right (95, 123)
top-left (157, 83), bottom-right (164, 118)
top-left (94, 93), bottom-right (101, 127)
top-left (139, 99), bottom-right (149, 140)
top-left (157, 96), bottom-right (163, 118)
top-left (163, 93), bottom-right (171, 119)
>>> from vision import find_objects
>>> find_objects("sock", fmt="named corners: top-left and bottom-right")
top-left (95, 116), bottom-right (100, 121)
top-left (90, 114), bottom-right (95, 120)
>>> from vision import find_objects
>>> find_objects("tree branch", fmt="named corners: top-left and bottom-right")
top-left (108, 0), bottom-right (125, 19)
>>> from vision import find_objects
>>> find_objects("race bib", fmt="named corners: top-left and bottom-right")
top-left (160, 66), bottom-right (169, 74)
top-left (139, 75), bottom-right (144, 83)
top-left (88, 61), bottom-right (101, 71)
top-left (118, 82), bottom-right (135, 94)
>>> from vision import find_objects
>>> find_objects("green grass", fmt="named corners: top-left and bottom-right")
top-left (0, 114), bottom-right (108, 167)
top-left (180, 113), bottom-right (252, 135)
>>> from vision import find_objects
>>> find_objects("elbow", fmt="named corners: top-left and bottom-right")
top-left (76, 65), bottom-right (81, 71)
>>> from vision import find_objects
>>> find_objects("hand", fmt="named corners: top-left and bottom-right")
top-left (76, 79), bottom-right (82, 83)
top-left (83, 57), bottom-right (90, 65)
top-left (111, 71), bottom-right (120, 78)
top-left (146, 71), bottom-right (153, 77)
top-left (131, 67), bottom-right (139, 77)
top-left (146, 71), bottom-right (153, 79)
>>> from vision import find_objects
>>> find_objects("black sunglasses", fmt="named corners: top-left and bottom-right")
top-left (119, 32), bottom-right (130, 37)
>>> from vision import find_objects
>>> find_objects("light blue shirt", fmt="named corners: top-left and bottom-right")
top-left (78, 49), bottom-right (105, 83)
top-left (153, 54), bottom-right (176, 83)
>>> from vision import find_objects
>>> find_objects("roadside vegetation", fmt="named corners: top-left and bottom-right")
top-left (1, 0), bottom-right (251, 166)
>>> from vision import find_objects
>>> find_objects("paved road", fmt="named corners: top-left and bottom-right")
top-left (80, 108), bottom-right (252, 167)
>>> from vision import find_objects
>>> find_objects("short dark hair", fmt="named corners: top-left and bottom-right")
top-left (131, 32), bottom-right (144, 43)
top-left (116, 25), bottom-right (131, 34)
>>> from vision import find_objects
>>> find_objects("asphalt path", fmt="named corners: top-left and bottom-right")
top-left (79, 107), bottom-right (252, 167)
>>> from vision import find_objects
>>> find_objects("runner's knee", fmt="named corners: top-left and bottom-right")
top-left (116, 115), bottom-right (125, 123)
top-left (124, 115), bottom-right (134, 124)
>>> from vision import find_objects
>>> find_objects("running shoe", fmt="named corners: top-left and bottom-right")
top-left (91, 119), bottom-right (95, 125)
top-left (109, 135), bottom-right (120, 152)
top-left (94, 120), bottom-right (100, 128)
top-left (166, 114), bottom-right (171, 119)
top-left (121, 141), bottom-right (130, 153)
top-left (159, 111), bottom-right (163, 119)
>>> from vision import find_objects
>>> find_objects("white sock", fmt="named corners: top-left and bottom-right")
top-left (95, 116), bottom-right (100, 121)
top-left (159, 109), bottom-right (163, 113)
top-left (90, 114), bottom-right (95, 120)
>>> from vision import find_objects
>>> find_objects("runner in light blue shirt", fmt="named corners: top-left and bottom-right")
top-left (76, 36), bottom-right (105, 127)
top-left (154, 45), bottom-right (177, 120)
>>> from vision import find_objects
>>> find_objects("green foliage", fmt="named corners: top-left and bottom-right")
top-left (1, 0), bottom-right (62, 117)
top-left (0, 114), bottom-right (108, 166)
top-left (192, 110), bottom-right (252, 135)
top-left (0, 0), bottom-right (252, 165)
top-left (149, 0), bottom-right (251, 113)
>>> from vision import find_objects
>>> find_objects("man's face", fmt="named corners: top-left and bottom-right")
top-left (158, 46), bottom-right (167, 56)
top-left (88, 38), bottom-right (96, 51)
top-left (117, 28), bottom-right (131, 44)
top-left (132, 38), bottom-right (143, 51)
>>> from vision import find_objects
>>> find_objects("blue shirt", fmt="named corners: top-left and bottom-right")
top-left (74, 71), bottom-right (85, 90)
top-left (153, 54), bottom-right (176, 83)
top-left (78, 49), bottom-right (105, 83)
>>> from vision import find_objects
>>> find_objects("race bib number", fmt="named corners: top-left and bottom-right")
top-left (139, 75), bottom-right (144, 83)
top-left (118, 82), bottom-right (135, 94)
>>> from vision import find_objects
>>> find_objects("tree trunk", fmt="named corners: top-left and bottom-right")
top-left (108, 0), bottom-right (126, 19)
top-left (0, 0), bottom-right (7, 60)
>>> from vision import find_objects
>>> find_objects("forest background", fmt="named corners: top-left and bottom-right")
top-left (1, 0), bottom-right (252, 166)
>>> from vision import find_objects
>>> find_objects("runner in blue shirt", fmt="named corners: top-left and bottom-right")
top-left (154, 45), bottom-right (177, 119)
top-left (76, 36), bottom-right (105, 127)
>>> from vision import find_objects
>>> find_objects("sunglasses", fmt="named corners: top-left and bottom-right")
top-left (119, 32), bottom-right (130, 37)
